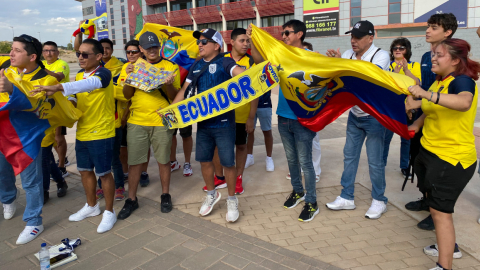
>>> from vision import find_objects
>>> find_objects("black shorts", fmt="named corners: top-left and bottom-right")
top-left (235, 123), bottom-right (247, 145)
top-left (414, 146), bottom-right (476, 213)
top-left (173, 125), bottom-right (192, 138)
top-left (121, 125), bottom-right (128, 147)
top-left (57, 126), bottom-right (67, 136)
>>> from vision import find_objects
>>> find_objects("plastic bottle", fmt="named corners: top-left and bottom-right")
top-left (39, 243), bottom-right (50, 270)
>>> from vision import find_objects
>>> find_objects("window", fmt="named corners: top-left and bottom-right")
top-left (111, 19), bottom-right (115, 26)
top-left (124, 39), bottom-right (127, 44)
top-left (197, 22), bottom-right (222, 32)
top-left (123, 27), bottom-right (127, 39)
top-left (121, 0), bottom-right (124, 2)
top-left (110, 8), bottom-right (114, 19)
top-left (83, 6), bottom-right (94, 16)
top-left (178, 25), bottom-right (194, 31)
top-left (153, 4), bottom-right (167, 14)
top-left (389, 0), bottom-right (401, 24)
top-left (350, 0), bottom-right (361, 27)
top-left (121, 6), bottom-right (126, 24)
top-left (196, 0), bottom-right (221, 7)
top-left (112, 29), bottom-right (116, 40)
top-left (262, 14), bottom-right (294, 27)
top-left (227, 19), bottom-right (256, 30)
top-left (109, 0), bottom-right (113, 5)
top-left (171, 1), bottom-right (192, 11)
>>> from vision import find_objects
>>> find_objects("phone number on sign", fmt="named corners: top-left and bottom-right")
top-left (305, 21), bottom-right (336, 28)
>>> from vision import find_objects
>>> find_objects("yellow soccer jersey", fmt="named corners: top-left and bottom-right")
top-left (128, 58), bottom-right (180, 127)
top-left (421, 74), bottom-right (478, 168)
top-left (225, 53), bottom-right (255, 123)
top-left (103, 56), bottom-right (124, 85)
top-left (42, 59), bottom-right (70, 83)
top-left (389, 61), bottom-right (421, 83)
top-left (4, 66), bottom-right (59, 147)
top-left (0, 56), bottom-right (10, 69)
top-left (74, 67), bottom-right (115, 141)
top-left (114, 63), bottom-right (131, 128)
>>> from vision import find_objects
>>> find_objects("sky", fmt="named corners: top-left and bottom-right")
top-left (0, 0), bottom-right (83, 47)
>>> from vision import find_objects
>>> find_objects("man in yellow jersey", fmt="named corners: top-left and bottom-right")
top-left (0, 35), bottom-right (58, 244)
top-left (34, 39), bottom-right (117, 234)
top-left (42, 41), bottom-right (71, 178)
top-left (117, 32), bottom-right (180, 220)
top-left (209, 28), bottom-right (258, 195)
top-left (0, 56), bottom-right (10, 70)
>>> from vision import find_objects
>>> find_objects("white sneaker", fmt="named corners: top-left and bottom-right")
top-left (429, 265), bottom-right (443, 270)
top-left (16, 225), bottom-right (44, 245)
top-left (326, 196), bottom-right (356, 210)
top-left (226, 197), bottom-right (239, 222)
top-left (171, 161), bottom-right (181, 172)
top-left (183, 163), bottom-right (193, 177)
top-left (266, 156), bottom-right (274, 172)
top-left (97, 210), bottom-right (117, 233)
top-left (3, 189), bottom-right (18, 220)
top-left (69, 203), bottom-right (101, 221)
top-left (424, 243), bottom-right (463, 259)
top-left (199, 191), bottom-right (221, 216)
top-left (315, 175), bottom-right (320, 183)
top-left (245, 154), bottom-right (254, 169)
top-left (286, 173), bottom-right (291, 180)
top-left (365, 199), bottom-right (387, 219)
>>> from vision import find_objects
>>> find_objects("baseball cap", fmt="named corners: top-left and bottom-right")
top-left (139, 31), bottom-right (161, 49)
top-left (193, 28), bottom-right (224, 48)
top-left (345, 20), bottom-right (375, 37)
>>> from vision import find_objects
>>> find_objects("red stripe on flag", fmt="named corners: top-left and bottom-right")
top-left (0, 107), bottom-right (34, 176)
top-left (179, 66), bottom-right (188, 83)
top-left (298, 92), bottom-right (412, 139)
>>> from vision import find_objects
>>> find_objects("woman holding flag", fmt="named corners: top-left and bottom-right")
top-left (408, 38), bottom-right (480, 270)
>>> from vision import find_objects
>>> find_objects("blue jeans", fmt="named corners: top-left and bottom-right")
top-left (195, 126), bottom-right (236, 167)
top-left (98, 128), bottom-right (124, 189)
top-left (42, 145), bottom-right (64, 191)
top-left (278, 116), bottom-right (317, 204)
top-left (0, 151), bottom-right (43, 226)
top-left (76, 137), bottom-right (114, 176)
top-left (383, 130), bottom-right (394, 166)
top-left (400, 138), bottom-right (410, 169)
top-left (340, 112), bottom-right (388, 203)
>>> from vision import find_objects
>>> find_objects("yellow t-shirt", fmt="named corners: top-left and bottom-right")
top-left (389, 61), bottom-right (421, 83)
top-left (103, 56), bottom-right (124, 85)
top-left (42, 59), bottom-right (70, 83)
top-left (421, 75), bottom-right (478, 168)
top-left (114, 63), bottom-right (131, 128)
top-left (4, 66), bottom-right (59, 147)
top-left (225, 53), bottom-right (255, 124)
top-left (128, 58), bottom-right (181, 127)
top-left (0, 56), bottom-right (11, 102)
top-left (74, 67), bottom-right (115, 141)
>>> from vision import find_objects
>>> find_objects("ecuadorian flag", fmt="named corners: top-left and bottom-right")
top-left (251, 25), bottom-right (415, 139)
top-left (0, 73), bottom-right (82, 175)
top-left (136, 24), bottom-right (198, 82)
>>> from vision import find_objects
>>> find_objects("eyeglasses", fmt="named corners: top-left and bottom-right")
top-left (43, 50), bottom-right (57, 54)
top-left (76, 52), bottom-right (95, 59)
top-left (393, 46), bottom-right (406, 51)
top-left (281, 30), bottom-right (298, 37)
top-left (126, 50), bottom-right (140, 55)
top-left (196, 39), bottom-right (215, 45)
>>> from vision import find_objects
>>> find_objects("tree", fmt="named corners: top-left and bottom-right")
top-left (67, 43), bottom-right (73, 50)
top-left (0, 42), bottom-right (11, 54)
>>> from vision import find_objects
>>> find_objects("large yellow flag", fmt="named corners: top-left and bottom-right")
top-left (251, 25), bottom-right (415, 139)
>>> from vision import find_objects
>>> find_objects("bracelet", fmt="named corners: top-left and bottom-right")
top-left (428, 91), bottom-right (434, 102)
top-left (435, 92), bottom-right (440, 104)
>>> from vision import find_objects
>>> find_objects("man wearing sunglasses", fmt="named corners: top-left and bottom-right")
top-left (172, 28), bottom-right (246, 222)
top-left (247, 20), bottom-right (320, 222)
top-left (0, 34), bottom-right (58, 244)
top-left (325, 20), bottom-right (390, 220)
top-left (42, 41), bottom-right (71, 179)
top-left (117, 32), bottom-right (180, 220)
top-left (33, 39), bottom-right (118, 234)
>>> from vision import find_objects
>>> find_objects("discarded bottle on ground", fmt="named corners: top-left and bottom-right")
top-left (39, 243), bottom-right (50, 270)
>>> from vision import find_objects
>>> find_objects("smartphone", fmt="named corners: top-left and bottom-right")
top-left (50, 253), bottom-right (71, 264)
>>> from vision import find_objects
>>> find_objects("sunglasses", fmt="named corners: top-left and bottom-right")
top-left (19, 34), bottom-right (34, 43)
top-left (126, 50), bottom-right (140, 55)
top-left (76, 52), bottom-right (96, 59)
top-left (281, 30), bottom-right (298, 37)
top-left (393, 46), bottom-right (406, 51)
top-left (196, 39), bottom-right (215, 45)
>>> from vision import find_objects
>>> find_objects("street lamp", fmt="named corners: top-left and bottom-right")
top-left (10, 26), bottom-right (14, 39)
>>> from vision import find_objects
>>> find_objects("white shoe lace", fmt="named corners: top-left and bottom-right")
top-left (227, 199), bottom-right (238, 212)
top-left (332, 196), bottom-right (345, 205)
top-left (101, 211), bottom-right (116, 224)
top-left (3, 204), bottom-right (13, 213)
top-left (202, 193), bottom-right (216, 208)
top-left (369, 200), bottom-right (385, 213)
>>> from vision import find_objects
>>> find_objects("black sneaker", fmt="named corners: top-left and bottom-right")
top-left (123, 174), bottom-right (128, 182)
top-left (43, 190), bottom-right (49, 205)
top-left (64, 157), bottom-right (70, 167)
top-left (117, 198), bottom-right (139, 220)
top-left (59, 167), bottom-right (69, 178)
top-left (57, 181), bottom-right (68, 198)
top-left (284, 190), bottom-right (305, 209)
top-left (417, 214), bottom-right (435, 231)
top-left (401, 168), bottom-right (412, 179)
top-left (160, 193), bottom-right (173, 213)
top-left (140, 173), bottom-right (150, 187)
top-left (298, 202), bottom-right (319, 222)
top-left (405, 197), bottom-right (429, 211)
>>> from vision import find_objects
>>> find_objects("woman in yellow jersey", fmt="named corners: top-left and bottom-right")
top-left (408, 39), bottom-right (480, 270)
top-left (389, 37), bottom-right (421, 85)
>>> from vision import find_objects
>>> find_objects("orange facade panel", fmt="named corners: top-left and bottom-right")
top-left (143, 14), bottom-right (168, 25)
top-left (255, 0), bottom-right (294, 17)
top-left (261, 26), bottom-right (283, 40)
top-left (145, 0), bottom-right (168, 4)
top-left (165, 10), bottom-right (192, 27)
top-left (220, 30), bottom-right (233, 44)
top-left (189, 6), bottom-right (222, 24)
top-left (219, 0), bottom-right (256, 21)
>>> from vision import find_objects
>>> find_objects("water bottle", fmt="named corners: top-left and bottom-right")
top-left (39, 243), bottom-right (50, 270)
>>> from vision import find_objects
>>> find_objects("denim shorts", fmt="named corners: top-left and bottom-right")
top-left (254, 108), bottom-right (272, 131)
top-left (75, 137), bottom-right (114, 176)
top-left (196, 126), bottom-right (235, 167)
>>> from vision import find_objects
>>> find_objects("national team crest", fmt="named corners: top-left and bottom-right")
top-left (157, 109), bottom-right (178, 128)
top-left (159, 29), bottom-right (182, 59)
top-left (209, 64), bottom-right (217, 74)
